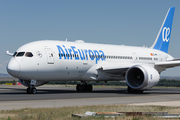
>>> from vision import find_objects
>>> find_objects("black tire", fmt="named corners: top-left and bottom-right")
top-left (83, 84), bottom-right (88, 91)
top-left (26, 87), bottom-right (31, 94)
top-left (87, 84), bottom-right (93, 92)
top-left (138, 90), bottom-right (144, 94)
top-left (127, 86), bottom-right (143, 94)
top-left (76, 84), bottom-right (81, 91)
top-left (32, 88), bottom-right (37, 94)
top-left (127, 86), bottom-right (133, 93)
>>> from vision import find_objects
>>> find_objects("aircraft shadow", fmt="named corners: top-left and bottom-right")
top-left (1, 87), bottom-right (180, 95)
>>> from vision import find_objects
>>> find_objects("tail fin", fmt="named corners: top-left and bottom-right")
top-left (151, 7), bottom-right (175, 53)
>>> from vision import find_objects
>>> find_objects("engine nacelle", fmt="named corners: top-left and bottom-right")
top-left (125, 65), bottom-right (160, 90)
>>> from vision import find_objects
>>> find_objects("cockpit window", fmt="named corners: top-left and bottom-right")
top-left (16, 52), bottom-right (25, 57)
top-left (25, 52), bottom-right (33, 57)
top-left (13, 52), bottom-right (17, 57)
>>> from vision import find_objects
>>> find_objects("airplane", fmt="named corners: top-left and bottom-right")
top-left (6, 7), bottom-right (180, 94)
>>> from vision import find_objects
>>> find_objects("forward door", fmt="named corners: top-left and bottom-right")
top-left (44, 48), bottom-right (54, 64)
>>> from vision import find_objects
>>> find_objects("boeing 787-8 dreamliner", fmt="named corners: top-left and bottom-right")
top-left (6, 7), bottom-right (180, 94)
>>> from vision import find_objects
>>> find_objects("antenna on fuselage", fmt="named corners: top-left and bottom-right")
top-left (65, 38), bottom-right (68, 42)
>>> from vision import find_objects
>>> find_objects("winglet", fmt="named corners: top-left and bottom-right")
top-left (151, 7), bottom-right (175, 53)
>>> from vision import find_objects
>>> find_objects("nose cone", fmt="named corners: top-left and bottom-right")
top-left (7, 59), bottom-right (20, 77)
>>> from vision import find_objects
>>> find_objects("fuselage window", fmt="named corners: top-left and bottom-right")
top-left (139, 57), bottom-right (152, 60)
top-left (25, 52), bottom-right (33, 57)
top-left (154, 58), bottom-right (158, 60)
top-left (75, 54), bottom-right (79, 57)
top-left (104, 55), bottom-right (133, 60)
top-left (16, 52), bottom-right (25, 57)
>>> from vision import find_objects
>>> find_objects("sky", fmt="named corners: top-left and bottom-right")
top-left (0, 0), bottom-right (180, 77)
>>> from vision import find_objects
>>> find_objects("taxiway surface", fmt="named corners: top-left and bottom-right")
top-left (0, 85), bottom-right (180, 110)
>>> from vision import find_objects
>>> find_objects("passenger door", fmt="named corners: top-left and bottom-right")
top-left (44, 48), bottom-right (54, 64)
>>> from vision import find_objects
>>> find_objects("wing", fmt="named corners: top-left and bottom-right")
top-left (97, 63), bottom-right (133, 80)
top-left (155, 59), bottom-right (180, 72)
top-left (96, 59), bottom-right (180, 80)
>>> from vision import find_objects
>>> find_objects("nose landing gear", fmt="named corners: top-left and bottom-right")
top-left (26, 80), bottom-right (37, 94)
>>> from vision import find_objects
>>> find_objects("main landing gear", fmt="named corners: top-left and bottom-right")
top-left (26, 86), bottom-right (37, 94)
top-left (76, 83), bottom-right (93, 92)
top-left (127, 86), bottom-right (143, 94)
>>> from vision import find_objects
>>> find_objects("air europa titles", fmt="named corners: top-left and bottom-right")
top-left (57, 45), bottom-right (106, 64)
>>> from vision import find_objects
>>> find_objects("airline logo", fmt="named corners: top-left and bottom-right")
top-left (57, 45), bottom-right (106, 64)
top-left (162, 27), bottom-right (170, 42)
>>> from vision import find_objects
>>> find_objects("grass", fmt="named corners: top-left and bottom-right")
top-left (0, 105), bottom-right (179, 120)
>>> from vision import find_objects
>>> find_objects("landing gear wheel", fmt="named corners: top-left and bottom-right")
top-left (138, 90), bottom-right (144, 94)
top-left (127, 86), bottom-right (143, 94)
top-left (26, 87), bottom-right (31, 94)
top-left (31, 88), bottom-right (37, 94)
top-left (26, 87), bottom-right (37, 94)
top-left (87, 84), bottom-right (93, 92)
top-left (76, 84), bottom-right (81, 92)
top-left (76, 84), bottom-right (93, 92)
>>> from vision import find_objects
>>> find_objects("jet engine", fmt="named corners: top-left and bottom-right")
top-left (125, 65), bottom-right (160, 90)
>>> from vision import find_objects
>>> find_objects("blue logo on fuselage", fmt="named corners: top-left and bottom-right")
top-left (57, 45), bottom-right (105, 64)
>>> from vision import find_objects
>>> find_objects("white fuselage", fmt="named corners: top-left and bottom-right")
top-left (7, 40), bottom-right (173, 81)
